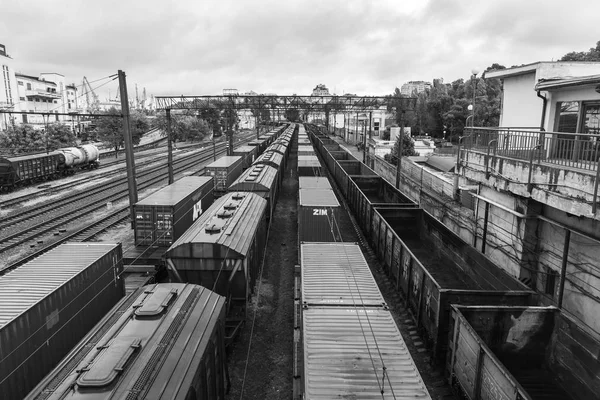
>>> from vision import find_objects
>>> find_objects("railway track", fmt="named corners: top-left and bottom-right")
top-left (0, 144), bottom-right (228, 254)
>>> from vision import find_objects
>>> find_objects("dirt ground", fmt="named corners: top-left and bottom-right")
top-left (226, 148), bottom-right (297, 400)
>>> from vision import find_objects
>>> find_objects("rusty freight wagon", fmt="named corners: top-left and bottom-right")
top-left (0, 243), bottom-right (124, 400)
top-left (372, 207), bottom-right (535, 363)
top-left (133, 176), bottom-right (214, 247)
top-left (26, 283), bottom-right (227, 400)
top-left (297, 155), bottom-right (323, 177)
top-left (233, 145), bottom-right (259, 169)
top-left (333, 159), bottom-right (379, 198)
top-left (298, 188), bottom-right (343, 243)
top-left (447, 305), bottom-right (599, 400)
top-left (346, 175), bottom-right (416, 234)
top-left (205, 155), bottom-right (243, 195)
top-left (165, 192), bottom-right (268, 334)
top-left (229, 164), bottom-right (279, 220)
top-left (323, 150), bottom-right (358, 181)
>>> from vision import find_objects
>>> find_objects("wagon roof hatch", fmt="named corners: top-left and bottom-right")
top-left (77, 337), bottom-right (141, 387)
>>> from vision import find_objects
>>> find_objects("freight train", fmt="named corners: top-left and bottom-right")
top-left (305, 123), bottom-right (596, 400)
top-left (0, 143), bottom-right (100, 192)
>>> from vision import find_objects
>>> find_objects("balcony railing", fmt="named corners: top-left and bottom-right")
top-left (25, 89), bottom-right (62, 99)
top-left (463, 127), bottom-right (600, 172)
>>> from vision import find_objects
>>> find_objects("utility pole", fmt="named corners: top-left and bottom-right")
top-left (255, 115), bottom-right (260, 139)
top-left (166, 108), bottom-right (174, 184)
top-left (396, 110), bottom-right (405, 189)
top-left (118, 70), bottom-right (138, 227)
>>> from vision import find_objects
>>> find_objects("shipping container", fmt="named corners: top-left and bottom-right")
top-left (166, 192), bottom-right (268, 323)
top-left (298, 145), bottom-right (316, 156)
top-left (372, 207), bottom-right (534, 362)
top-left (298, 138), bottom-right (311, 146)
top-left (0, 243), bottom-right (124, 400)
top-left (297, 155), bottom-right (323, 177)
top-left (205, 155), bottom-right (243, 194)
top-left (345, 175), bottom-right (415, 233)
top-left (26, 283), bottom-right (227, 400)
top-left (447, 305), bottom-right (596, 400)
top-left (298, 176), bottom-right (332, 190)
top-left (134, 176), bottom-right (214, 246)
top-left (298, 188), bottom-right (342, 243)
top-left (301, 242), bottom-right (385, 307)
top-left (229, 164), bottom-right (279, 220)
top-left (302, 307), bottom-right (432, 400)
top-left (248, 138), bottom-right (267, 154)
top-left (233, 145), bottom-right (258, 169)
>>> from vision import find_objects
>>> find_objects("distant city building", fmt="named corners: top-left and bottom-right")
top-left (312, 84), bottom-right (330, 96)
top-left (14, 73), bottom-right (69, 126)
top-left (400, 81), bottom-right (432, 96)
top-left (223, 88), bottom-right (238, 95)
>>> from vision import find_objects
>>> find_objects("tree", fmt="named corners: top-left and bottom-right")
top-left (384, 133), bottom-right (417, 165)
top-left (95, 107), bottom-right (148, 157)
top-left (45, 123), bottom-right (77, 151)
top-left (0, 124), bottom-right (46, 154)
top-left (198, 106), bottom-right (222, 136)
top-left (155, 112), bottom-right (210, 143)
top-left (560, 40), bottom-right (600, 61)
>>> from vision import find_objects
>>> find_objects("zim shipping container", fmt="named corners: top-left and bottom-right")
top-left (205, 155), bottom-right (243, 194)
top-left (298, 188), bottom-right (342, 243)
top-left (447, 306), bottom-right (598, 400)
top-left (297, 155), bottom-right (323, 177)
top-left (298, 176), bottom-right (332, 190)
top-left (26, 283), bottom-right (227, 400)
top-left (372, 207), bottom-right (534, 363)
top-left (134, 176), bottom-right (214, 246)
top-left (0, 243), bottom-right (124, 400)
top-left (233, 145), bottom-right (258, 169)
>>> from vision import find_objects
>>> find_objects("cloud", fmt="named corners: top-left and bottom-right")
top-left (1, 0), bottom-right (599, 100)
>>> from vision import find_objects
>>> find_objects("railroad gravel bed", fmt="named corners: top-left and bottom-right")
top-left (226, 149), bottom-right (298, 400)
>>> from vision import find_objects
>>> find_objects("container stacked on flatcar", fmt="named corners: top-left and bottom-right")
top-left (204, 155), bottom-right (244, 196)
top-left (0, 243), bottom-right (124, 400)
top-left (298, 242), bottom-right (432, 400)
top-left (26, 283), bottom-right (227, 400)
top-left (298, 188), bottom-right (342, 243)
top-left (233, 145), bottom-right (259, 169)
top-left (298, 176), bottom-right (332, 190)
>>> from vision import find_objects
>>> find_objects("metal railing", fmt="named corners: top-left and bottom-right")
top-left (463, 127), bottom-right (600, 172)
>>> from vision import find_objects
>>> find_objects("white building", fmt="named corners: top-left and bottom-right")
top-left (400, 80), bottom-right (432, 96)
top-left (311, 84), bottom-right (330, 96)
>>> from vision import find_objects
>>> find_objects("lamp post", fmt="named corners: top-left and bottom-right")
top-left (470, 68), bottom-right (479, 127)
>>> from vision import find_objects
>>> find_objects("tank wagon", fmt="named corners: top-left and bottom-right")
top-left (26, 283), bottom-right (227, 400)
top-left (447, 305), bottom-right (597, 400)
top-left (0, 143), bottom-right (100, 191)
top-left (0, 243), bottom-right (124, 400)
top-left (298, 242), bottom-right (432, 400)
top-left (165, 192), bottom-right (268, 340)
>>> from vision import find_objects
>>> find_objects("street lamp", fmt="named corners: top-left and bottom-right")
top-left (470, 68), bottom-right (480, 127)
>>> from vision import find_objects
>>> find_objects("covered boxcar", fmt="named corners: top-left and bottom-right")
top-left (254, 150), bottom-right (285, 178)
top-left (165, 192), bottom-right (268, 325)
top-left (248, 138), bottom-right (268, 154)
top-left (229, 164), bottom-right (279, 220)
top-left (26, 283), bottom-right (227, 400)
top-left (372, 207), bottom-right (534, 362)
top-left (0, 243), bottom-right (124, 400)
top-left (205, 155), bottom-right (243, 195)
top-left (134, 176), bottom-right (214, 247)
top-left (298, 188), bottom-right (342, 243)
top-left (446, 305), bottom-right (597, 400)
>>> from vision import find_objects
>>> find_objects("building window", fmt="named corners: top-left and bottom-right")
top-left (35, 98), bottom-right (39, 102)
top-left (54, 100), bottom-right (57, 103)
top-left (556, 101), bottom-right (579, 133)
top-left (544, 267), bottom-right (558, 297)
top-left (26, 83), bottom-right (31, 90)
top-left (19, 97), bottom-right (25, 101)
top-left (18, 80), bottom-right (23, 86)
top-left (68, 103), bottom-right (71, 109)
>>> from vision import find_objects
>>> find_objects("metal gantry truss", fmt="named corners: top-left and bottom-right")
top-left (155, 95), bottom-right (416, 112)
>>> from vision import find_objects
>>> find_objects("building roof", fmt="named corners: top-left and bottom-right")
top-left (535, 74), bottom-right (600, 91)
top-left (485, 61), bottom-right (600, 80)
top-left (15, 73), bottom-right (57, 85)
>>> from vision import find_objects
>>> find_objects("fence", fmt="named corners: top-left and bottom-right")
top-left (463, 127), bottom-right (600, 172)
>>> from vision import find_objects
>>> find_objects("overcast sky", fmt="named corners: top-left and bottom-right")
top-left (2, 0), bottom-right (599, 101)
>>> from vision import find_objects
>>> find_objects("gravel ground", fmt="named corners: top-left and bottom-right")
top-left (226, 148), bottom-right (298, 400)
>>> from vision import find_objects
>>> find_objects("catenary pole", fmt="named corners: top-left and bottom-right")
top-left (118, 70), bottom-right (138, 227)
